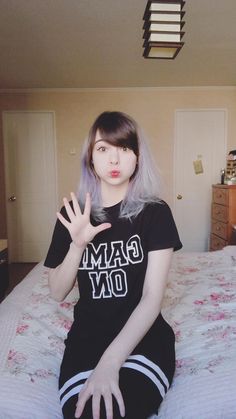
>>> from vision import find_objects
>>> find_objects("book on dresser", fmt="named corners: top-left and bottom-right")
top-left (210, 184), bottom-right (236, 251)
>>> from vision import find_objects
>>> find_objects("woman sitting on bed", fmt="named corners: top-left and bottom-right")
top-left (44, 111), bottom-right (182, 419)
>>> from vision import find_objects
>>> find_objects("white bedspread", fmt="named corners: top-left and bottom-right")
top-left (0, 247), bottom-right (236, 419)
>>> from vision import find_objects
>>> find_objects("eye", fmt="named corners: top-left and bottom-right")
top-left (97, 146), bottom-right (107, 152)
top-left (122, 146), bottom-right (128, 151)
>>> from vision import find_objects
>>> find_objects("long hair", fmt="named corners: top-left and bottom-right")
top-left (77, 111), bottom-right (163, 221)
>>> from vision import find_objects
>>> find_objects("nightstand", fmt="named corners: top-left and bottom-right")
top-left (210, 185), bottom-right (236, 250)
top-left (0, 240), bottom-right (9, 300)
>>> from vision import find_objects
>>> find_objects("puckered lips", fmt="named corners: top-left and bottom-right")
top-left (110, 170), bottom-right (120, 178)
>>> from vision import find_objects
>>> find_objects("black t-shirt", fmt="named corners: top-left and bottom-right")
top-left (45, 201), bottom-right (182, 342)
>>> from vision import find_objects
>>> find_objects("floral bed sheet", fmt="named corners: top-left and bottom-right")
top-left (0, 247), bottom-right (236, 419)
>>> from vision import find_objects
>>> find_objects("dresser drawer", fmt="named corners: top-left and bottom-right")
top-left (210, 185), bottom-right (236, 251)
top-left (212, 187), bottom-right (229, 206)
top-left (210, 234), bottom-right (227, 251)
top-left (211, 220), bottom-right (228, 240)
top-left (212, 203), bottom-right (228, 222)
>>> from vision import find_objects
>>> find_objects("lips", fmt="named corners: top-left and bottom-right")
top-left (110, 170), bottom-right (120, 178)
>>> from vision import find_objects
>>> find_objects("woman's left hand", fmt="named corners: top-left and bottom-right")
top-left (75, 359), bottom-right (125, 419)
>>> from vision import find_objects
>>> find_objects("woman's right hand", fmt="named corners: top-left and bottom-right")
top-left (57, 192), bottom-right (111, 249)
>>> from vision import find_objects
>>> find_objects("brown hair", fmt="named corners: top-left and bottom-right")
top-left (86, 111), bottom-right (139, 170)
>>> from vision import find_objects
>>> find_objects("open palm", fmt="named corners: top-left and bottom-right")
top-left (57, 192), bottom-right (111, 248)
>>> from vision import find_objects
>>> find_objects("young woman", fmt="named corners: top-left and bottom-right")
top-left (44, 111), bottom-right (182, 419)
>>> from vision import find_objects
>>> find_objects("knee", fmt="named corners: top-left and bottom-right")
top-left (118, 368), bottom-right (162, 419)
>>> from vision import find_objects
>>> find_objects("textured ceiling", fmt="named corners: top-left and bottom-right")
top-left (0, 0), bottom-right (236, 89)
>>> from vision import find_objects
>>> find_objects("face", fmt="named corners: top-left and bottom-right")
top-left (91, 130), bottom-right (137, 191)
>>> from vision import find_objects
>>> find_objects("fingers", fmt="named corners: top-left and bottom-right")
top-left (56, 211), bottom-right (70, 229)
top-left (103, 393), bottom-right (113, 419)
top-left (63, 193), bottom-right (88, 219)
top-left (92, 389), bottom-right (124, 419)
top-left (63, 197), bottom-right (76, 221)
top-left (112, 387), bottom-right (125, 418)
top-left (92, 393), bottom-right (102, 419)
top-left (75, 389), bottom-right (125, 419)
top-left (70, 192), bottom-right (82, 216)
top-left (75, 391), bottom-right (88, 418)
top-left (77, 392), bottom-right (114, 419)
top-left (57, 193), bottom-right (111, 242)
top-left (83, 193), bottom-right (91, 217)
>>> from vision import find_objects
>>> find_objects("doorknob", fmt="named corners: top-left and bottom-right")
top-left (8, 195), bottom-right (16, 202)
top-left (177, 194), bottom-right (183, 200)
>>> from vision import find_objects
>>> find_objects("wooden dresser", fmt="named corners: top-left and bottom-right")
top-left (210, 184), bottom-right (236, 250)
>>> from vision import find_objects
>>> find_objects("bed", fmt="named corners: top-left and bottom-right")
top-left (0, 246), bottom-right (236, 419)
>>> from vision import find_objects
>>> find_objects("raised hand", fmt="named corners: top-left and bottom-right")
top-left (57, 192), bottom-right (111, 248)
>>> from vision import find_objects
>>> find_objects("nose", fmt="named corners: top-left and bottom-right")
top-left (109, 147), bottom-right (119, 165)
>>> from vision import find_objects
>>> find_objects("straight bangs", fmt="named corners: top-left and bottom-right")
top-left (77, 111), bottom-right (163, 222)
top-left (98, 127), bottom-right (139, 157)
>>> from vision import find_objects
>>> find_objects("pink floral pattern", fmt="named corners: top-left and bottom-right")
top-left (156, 247), bottom-right (236, 418)
top-left (5, 250), bottom-right (236, 382)
top-left (5, 272), bottom-right (78, 382)
top-left (1, 248), bottom-right (236, 418)
top-left (161, 248), bottom-right (236, 381)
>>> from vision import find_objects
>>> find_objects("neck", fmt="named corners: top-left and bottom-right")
top-left (101, 183), bottom-right (129, 207)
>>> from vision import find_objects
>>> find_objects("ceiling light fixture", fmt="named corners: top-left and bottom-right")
top-left (143, 0), bottom-right (185, 59)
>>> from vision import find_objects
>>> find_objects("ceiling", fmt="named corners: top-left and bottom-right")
top-left (1, 0), bottom-right (236, 89)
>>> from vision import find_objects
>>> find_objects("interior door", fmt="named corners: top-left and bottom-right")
top-left (174, 109), bottom-right (227, 252)
top-left (3, 111), bottom-right (57, 262)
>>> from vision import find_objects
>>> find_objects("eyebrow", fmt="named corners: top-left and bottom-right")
top-left (94, 139), bottom-right (108, 144)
